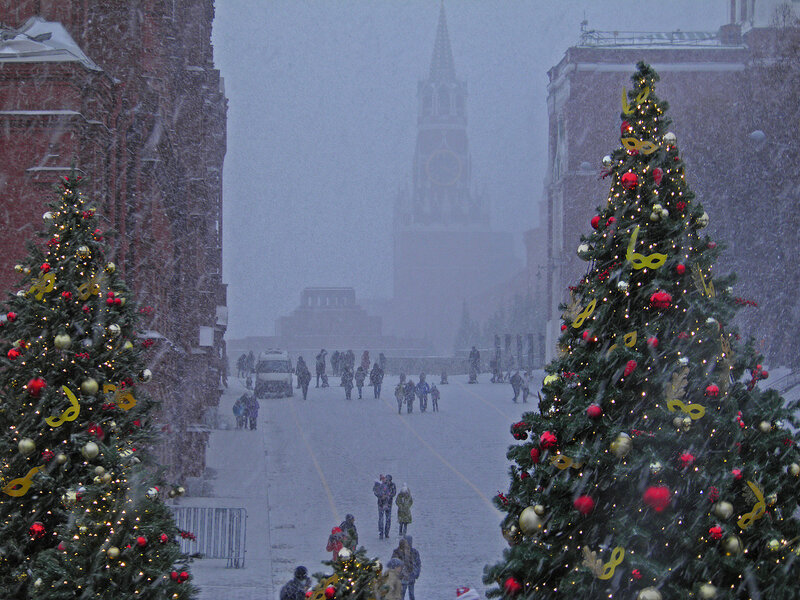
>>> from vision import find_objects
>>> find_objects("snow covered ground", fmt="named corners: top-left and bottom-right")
top-left (179, 371), bottom-right (541, 600)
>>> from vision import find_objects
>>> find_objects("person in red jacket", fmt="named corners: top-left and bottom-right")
top-left (326, 526), bottom-right (345, 560)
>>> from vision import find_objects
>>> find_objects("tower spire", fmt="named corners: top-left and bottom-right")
top-left (429, 1), bottom-right (455, 81)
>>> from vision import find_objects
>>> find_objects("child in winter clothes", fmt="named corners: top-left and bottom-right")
top-left (430, 384), bottom-right (440, 412)
top-left (396, 484), bottom-right (413, 536)
top-left (326, 526), bottom-right (345, 560)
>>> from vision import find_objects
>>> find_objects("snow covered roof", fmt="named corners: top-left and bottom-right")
top-left (0, 16), bottom-right (101, 71)
top-left (578, 29), bottom-right (725, 49)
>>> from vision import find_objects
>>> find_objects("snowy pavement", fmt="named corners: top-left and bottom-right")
top-left (181, 371), bottom-right (541, 600)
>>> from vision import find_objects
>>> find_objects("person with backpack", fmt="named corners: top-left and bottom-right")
top-left (232, 394), bottom-right (246, 429)
top-left (415, 373), bottom-right (430, 413)
top-left (370, 361), bottom-right (384, 399)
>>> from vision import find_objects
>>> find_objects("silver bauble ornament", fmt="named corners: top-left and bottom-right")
top-left (338, 548), bottom-right (352, 560)
top-left (81, 441), bottom-right (100, 460)
top-left (107, 546), bottom-right (120, 559)
top-left (678, 357), bottom-right (689, 366)
top-left (637, 587), bottom-right (662, 600)
top-left (108, 324), bottom-right (121, 337)
top-left (56, 453), bottom-right (67, 464)
top-left (518, 506), bottom-right (544, 535)
top-left (81, 338), bottom-right (93, 349)
top-left (697, 211), bottom-right (710, 228)
top-left (577, 243), bottom-right (591, 260)
top-left (767, 539), bottom-right (781, 552)
top-left (789, 463), bottom-right (800, 476)
top-left (80, 378), bottom-right (99, 395)
top-left (94, 466), bottom-right (106, 476)
top-left (650, 461), bottom-right (663, 475)
top-left (713, 501), bottom-right (734, 520)
top-left (758, 421), bottom-right (771, 433)
top-left (105, 262), bottom-right (116, 273)
top-left (138, 368), bottom-right (153, 382)
top-left (617, 280), bottom-right (629, 292)
top-left (610, 433), bottom-right (632, 458)
top-left (723, 535), bottom-right (743, 555)
top-left (42, 211), bottom-right (54, 223)
top-left (533, 504), bottom-right (546, 516)
top-left (602, 155), bottom-right (613, 167)
top-left (698, 583), bottom-right (717, 599)
top-left (146, 487), bottom-right (159, 499)
top-left (77, 245), bottom-right (91, 258)
top-left (663, 132), bottom-right (677, 145)
top-left (18, 438), bottom-right (35, 455)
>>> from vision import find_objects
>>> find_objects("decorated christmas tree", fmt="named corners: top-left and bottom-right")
top-left (312, 548), bottom-right (384, 600)
top-left (484, 63), bottom-right (800, 599)
top-left (0, 175), bottom-right (195, 599)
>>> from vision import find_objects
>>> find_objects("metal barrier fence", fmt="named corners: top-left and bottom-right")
top-left (773, 371), bottom-right (800, 395)
top-left (170, 506), bottom-right (247, 568)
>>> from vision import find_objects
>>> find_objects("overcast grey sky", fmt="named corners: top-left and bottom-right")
top-left (212, 1), bottom-right (728, 340)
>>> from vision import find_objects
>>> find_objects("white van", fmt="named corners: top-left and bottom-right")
top-left (255, 350), bottom-right (294, 398)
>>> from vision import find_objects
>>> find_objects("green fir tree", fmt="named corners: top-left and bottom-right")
top-left (313, 548), bottom-right (383, 600)
top-left (0, 175), bottom-right (195, 599)
top-left (484, 63), bottom-right (800, 600)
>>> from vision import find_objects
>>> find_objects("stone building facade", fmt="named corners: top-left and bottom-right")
top-left (543, 0), bottom-right (800, 367)
top-left (0, 1), bottom-right (227, 483)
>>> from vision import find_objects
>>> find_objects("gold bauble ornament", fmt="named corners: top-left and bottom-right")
top-left (77, 245), bottom-right (91, 258)
top-left (502, 524), bottom-right (521, 545)
top-left (610, 433), bottom-right (632, 458)
top-left (101, 472), bottom-right (112, 484)
top-left (54, 333), bottom-right (72, 349)
top-left (176, 486), bottom-right (185, 496)
top-left (108, 324), bottom-right (121, 337)
top-left (789, 463), bottom-right (800, 476)
top-left (767, 539), bottom-right (781, 552)
top-left (81, 441), bottom-right (100, 460)
top-left (637, 587), bottom-right (662, 600)
top-left (543, 375), bottom-right (558, 386)
top-left (107, 546), bottom-right (120, 559)
top-left (105, 262), bottom-right (116, 273)
top-left (758, 421), bottom-right (771, 433)
top-left (672, 416), bottom-right (684, 428)
top-left (533, 504), bottom-right (546, 516)
top-left (723, 535), bottom-right (743, 556)
top-left (56, 453), bottom-right (67, 464)
top-left (33, 578), bottom-right (42, 588)
top-left (18, 438), bottom-right (35, 455)
top-left (518, 506), bottom-right (544, 535)
top-left (713, 501), bottom-right (734, 520)
top-left (80, 378), bottom-right (99, 395)
top-left (146, 487), bottom-right (159, 500)
top-left (78, 525), bottom-right (88, 534)
top-left (766, 493), bottom-right (777, 506)
top-left (93, 476), bottom-right (101, 484)
top-left (94, 466), bottom-right (106, 476)
top-left (14, 264), bottom-right (23, 272)
top-left (123, 340), bottom-right (134, 350)
top-left (698, 583), bottom-right (717, 599)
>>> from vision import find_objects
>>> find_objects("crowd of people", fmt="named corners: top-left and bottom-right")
top-left (393, 373), bottom-right (440, 414)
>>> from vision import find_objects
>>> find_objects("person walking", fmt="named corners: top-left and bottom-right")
top-left (521, 370), bottom-right (531, 404)
top-left (396, 484), bottom-right (413, 536)
top-left (468, 346), bottom-right (480, 384)
top-left (510, 370), bottom-right (523, 403)
top-left (339, 514), bottom-right (358, 551)
top-left (394, 383), bottom-right (404, 414)
top-left (373, 474), bottom-right (396, 539)
top-left (370, 361), bottom-right (384, 399)
top-left (331, 350), bottom-right (341, 377)
top-left (342, 365), bottom-right (354, 400)
top-left (244, 393), bottom-right (259, 430)
top-left (379, 352), bottom-right (387, 372)
top-left (296, 356), bottom-right (311, 400)
top-left (430, 384), bottom-right (440, 412)
top-left (355, 365), bottom-right (367, 399)
top-left (403, 536), bottom-right (421, 600)
top-left (403, 379), bottom-right (415, 414)
top-left (378, 558), bottom-right (404, 600)
top-left (361, 350), bottom-right (371, 373)
top-left (232, 394), bottom-right (246, 429)
top-left (415, 373), bottom-right (430, 413)
top-left (280, 566), bottom-right (311, 600)
top-left (326, 526), bottom-right (345, 560)
top-left (391, 537), bottom-right (419, 600)
top-left (315, 349), bottom-right (327, 388)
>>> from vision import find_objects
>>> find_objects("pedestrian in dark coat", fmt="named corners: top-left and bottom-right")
top-left (355, 366), bottom-right (367, 399)
top-left (361, 350), bottom-right (371, 373)
top-left (391, 537), bottom-right (418, 600)
top-left (521, 371), bottom-right (531, 404)
top-left (233, 394), bottom-right (246, 429)
top-left (280, 566), bottom-right (311, 600)
top-left (339, 514), bottom-right (358, 551)
top-left (403, 380), bottom-right (415, 414)
top-left (315, 349), bottom-right (327, 388)
top-left (379, 352), bottom-right (387, 372)
top-left (296, 356), bottom-right (311, 400)
top-left (415, 374), bottom-right (430, 413)
top-left (403, 536), bottom-right (421, 600)
top-left (370, 362), bottom-right (384, 399)
top-left (244, 394), bottom-right (259, 430)
top-left (430, 384), bottom-right (440, 412)
top-left (396, 484), bottom-right (413, 536)
top-left (331, 350), bottom-right (341, 377)
top-left (510, 371), bottom-right (522, 403)
top-left (394, 383), bottom-right (404, 414)
top-left (341, 365), bottom-right (354, 400)
top-left (373, 474), bottom-right (396, 539)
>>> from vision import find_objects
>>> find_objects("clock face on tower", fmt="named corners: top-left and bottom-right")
top-left (426, 149), bottom-right (462, 186)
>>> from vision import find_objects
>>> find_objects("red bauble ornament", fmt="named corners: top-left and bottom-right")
top-left (705, 384), bottom-right (720, 397)
top-left (114, 297), bottom-right (122, 305)
top-left (503, 577), bottom-right (522, 596)
top-left (649, 291), bottom-right (672, 309)
top-left (519, 471), bottom-right (529, 480)
top-left (679, 453), bottom-right (695, 467)
top-left (27, 377), bottom-right (46, 397)
top-left (171, 571), bottom-right (179, 581)
top-left (623, 360), bottom-right (637, 377)
top-left (29, 521), bottom-right (46, 539)
top-left (761, 370), bottom-right (769, 379)
top-left (732, 468), bottom-right (742, 480)
top-left (7, 348), bottom-right (20, 360)
top-left (306, 592), bottom-right (313, 599)
top-left (6, 312), bottom-right (16, 321)
top-left (325, 586), bottom-right (336, 599)
top-left (631, 569), bottom-right (642, 580)
top-left (620, 172), bottom-right (638, 189)
top-left (652, 167), bottom-right (663, 186)
top-left (646, 336), bottom-right (659, 348)
top-left (160, 533), bottom-right (169, 544)
top-left (675, 263), bottom-right (686, 275)
top-left (581, 331), bottom-right (590, 341)
top-left (606, 216), bottom-right (616, 226)
top-left (643, 485), bottom-right (671, 512)
top-left (58, 541), bottom-right (66, 551)
top-left (539, 431), bottom-right (557, 449)
top-left (106, 297), bottom-right (115, 305)
top-left (574, 495), bottom-right (595, 515)
top-left (530, 447), bottom-right (540, 464)
top-left (136, 536), bottom-right (147, 547)
top-left (708, 242), bottom-right (717, 249)
top-left (560, 324), bottom-right (567, 331)
top-left (586, 404), bottom-right (603, 419)
top-left (40, 263), bottom-right (50, 272)
top-left (709, 525), bottom-right (723, 540)
top-left (179, 572), bottom-right (189, 583)
top-left (61, 291), bottom-right (72, 300)
top-left (590, 215), bottom-right (601, 229)
top-left (620, 120), bottom-right (632, 135)
top-left (676, 200), bottom-right (687, 212)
